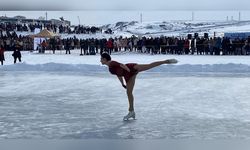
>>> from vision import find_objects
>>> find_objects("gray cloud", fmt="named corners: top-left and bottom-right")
top-left (0, 0), bottom-right (249, 10)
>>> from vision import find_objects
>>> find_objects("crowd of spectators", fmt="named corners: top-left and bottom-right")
top-left (1, 22), bottom-right (250, 65)
top-left (40, 36), bottom-right (250, 56)
top-left (0, 22), bottom-right (104, 34)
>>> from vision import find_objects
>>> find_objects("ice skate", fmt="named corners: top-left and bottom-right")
top-left (123, 111), bottom-right (136, 121)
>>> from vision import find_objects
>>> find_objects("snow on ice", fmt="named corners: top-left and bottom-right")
top-left (1, 51), bottom-right (250, 139)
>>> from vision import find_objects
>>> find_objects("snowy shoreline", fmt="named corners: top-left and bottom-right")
top-left (2, 62), bottom-right (250, 74)
top-left (1, 51), bottom-right (250, 73)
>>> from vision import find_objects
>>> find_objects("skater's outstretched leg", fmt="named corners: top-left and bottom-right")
top-left (134, 59), bottom-right (177, 72)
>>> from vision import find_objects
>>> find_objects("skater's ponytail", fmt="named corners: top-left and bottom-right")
top-left (101, 53), bottom-right (111, 61)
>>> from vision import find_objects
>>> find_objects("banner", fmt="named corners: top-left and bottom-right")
top-left (33, 28), bottom-right (45, 50)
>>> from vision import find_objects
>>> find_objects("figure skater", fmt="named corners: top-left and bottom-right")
top-left (100, 53), bottom-right (178, 120)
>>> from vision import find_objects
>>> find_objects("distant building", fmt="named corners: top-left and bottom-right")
top-left (50, 19), bottom-right (70, 26)
top-left (224, 32), bottom-right (250, 39)
top-left (0, 16), bottom-right (71, 26)
top-left (13, 16), bottom-right (26, 19)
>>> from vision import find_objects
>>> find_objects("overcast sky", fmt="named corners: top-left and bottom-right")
top-left (1, 0), bottom-right (250, 10)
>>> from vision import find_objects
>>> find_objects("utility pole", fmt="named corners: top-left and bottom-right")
top-left (239, 11), bottom-right (241, 21)
top-left (140, 13), bottom-right (142, 23)
top-left (192, 11), bottom-right (194, 21)
top-left (77, 16), bottom-right (81, 25)
top-left (45, 12), bottom-right (47, 20)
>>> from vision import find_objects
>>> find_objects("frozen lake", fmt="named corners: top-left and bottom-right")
top-left (1, 71), bottom-right (250, 139)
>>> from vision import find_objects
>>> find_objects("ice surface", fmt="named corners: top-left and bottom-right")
top-left (1, 72), bottom-right (250, 139)
top-left (1, 52), bottom-right (250, 139)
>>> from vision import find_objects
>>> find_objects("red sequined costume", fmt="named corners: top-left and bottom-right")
top-left (109, 61), bottom-right (138, 83)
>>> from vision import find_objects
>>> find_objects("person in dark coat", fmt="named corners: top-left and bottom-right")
top-left (12, 49), bottom-right (22, 64)
top-left (0, 45), bottom-right (5, 65)
top-left (41, 40), bottom-right (48, 53)
top-left (50, 38), bottom-right (56, 54)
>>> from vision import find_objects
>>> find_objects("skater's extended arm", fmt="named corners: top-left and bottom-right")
top-left (120, 64), bottom-right (130, 72)
top-left (117, 76), bottom-right (126, 89)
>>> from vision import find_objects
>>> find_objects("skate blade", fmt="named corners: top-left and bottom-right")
top-left (123, 117), bottom-right (136, 121)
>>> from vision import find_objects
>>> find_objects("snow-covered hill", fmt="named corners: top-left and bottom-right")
top-left (58, 20), bottom-right (250, 39)
top-left (102, 20), bottom-right (250, 37)
top-left (15, 20), bottom-right (250, 39)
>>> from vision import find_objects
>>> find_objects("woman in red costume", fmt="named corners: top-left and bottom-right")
top-left (100, 53), bottom-right (178, 120)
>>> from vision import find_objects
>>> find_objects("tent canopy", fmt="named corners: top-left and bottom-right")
top-left (30, 29), bottom-right (59, 38)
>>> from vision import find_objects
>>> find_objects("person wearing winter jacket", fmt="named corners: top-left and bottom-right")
top-left (12, 49), bottom-right (22, 64)
top-left (106, 39), bottom-right (113, 55)
top-left (184, 39), bottom-right (190, 54)
top-left (0, 45), bottom-right (5, 65)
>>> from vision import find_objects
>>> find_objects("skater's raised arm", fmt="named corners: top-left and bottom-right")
top-left (120, 64), bottom-right (130, 72)
top-left (117, 76), bottom-right (126, 89)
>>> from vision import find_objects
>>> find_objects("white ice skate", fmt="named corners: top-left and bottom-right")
top-left (123, 111), bottom-right (136, 121)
